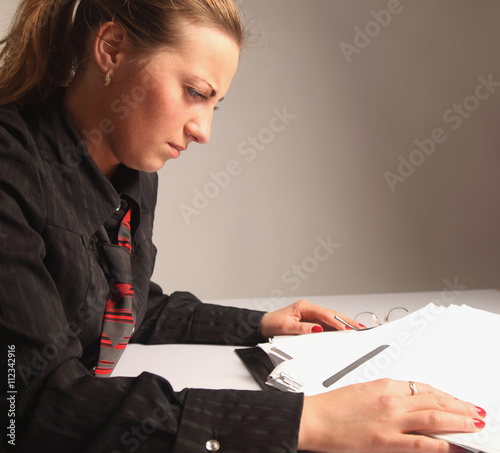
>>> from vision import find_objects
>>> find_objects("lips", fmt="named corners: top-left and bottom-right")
top-left (168, 143), bottom-right (186, 158)
top-left (169, 143), bottom-right (186, 153)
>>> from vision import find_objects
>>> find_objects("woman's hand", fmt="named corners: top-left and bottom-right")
top-left (298, 378), bottom-right (486, 453)
top-left (260, 299), bottom-right (362, 339)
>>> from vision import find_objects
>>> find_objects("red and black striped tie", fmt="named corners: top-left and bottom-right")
top-left (94, 206), bottom-right (135, 377)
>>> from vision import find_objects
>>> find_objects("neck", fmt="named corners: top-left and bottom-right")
top-left (63, 71), bottom-right (120, 179)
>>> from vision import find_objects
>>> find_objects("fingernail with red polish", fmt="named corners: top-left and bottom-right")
top-left (474, 418), bottom-right (486, 429)
top-left (451, 445), bottom-right (468, 452)
top-left (359, 324), bottom-right (367, 329)
top-left (476, 406), bottom-right (487, 418)
top-left (311, 325), bottom-right (323, 333)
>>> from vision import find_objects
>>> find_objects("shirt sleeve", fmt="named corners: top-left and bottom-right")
top-left (0, 123), bottom-right (304, 452)
top-left (131, 283), bottom-right (267, 346)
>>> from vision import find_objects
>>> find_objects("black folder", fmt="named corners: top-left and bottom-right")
top-left (234, 347), bottom-right (280, 391)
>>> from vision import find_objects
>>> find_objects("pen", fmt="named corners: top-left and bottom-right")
top-left (334, 315), bottom-right (360, 331)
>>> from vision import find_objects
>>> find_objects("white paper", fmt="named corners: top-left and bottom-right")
top-left (259, 304), bottom-right (500, 453)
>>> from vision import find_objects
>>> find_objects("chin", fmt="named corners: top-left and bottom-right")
top-left (125, 148), bottom-right (174, 173)
top-left (126, 158), bottom-right (166, 173)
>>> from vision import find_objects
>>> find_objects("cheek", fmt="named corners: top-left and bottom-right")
top-left (105, 81), bottom-right (185, 155)
top-left (118, 98), bottom-right (171, 143)
top-left (147, 89), bottom-right (183, 125)
top-left (134, 91), bottom-right (182, 141)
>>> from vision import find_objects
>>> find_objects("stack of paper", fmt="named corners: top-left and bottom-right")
top-left (258, 304), bottom-right (500, 453)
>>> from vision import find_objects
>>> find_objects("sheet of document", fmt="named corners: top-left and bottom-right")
top-left (259, 304), bottom-right (500, 453)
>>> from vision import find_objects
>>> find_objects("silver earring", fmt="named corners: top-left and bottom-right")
top-left (104, 70), bottom-right (111, 87)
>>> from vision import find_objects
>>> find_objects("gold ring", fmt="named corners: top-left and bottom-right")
top-left (409, 381), bottom-right (418, 396)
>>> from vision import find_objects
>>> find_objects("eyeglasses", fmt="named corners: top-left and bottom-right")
top-left (355, 307), bottom-right (409, 328)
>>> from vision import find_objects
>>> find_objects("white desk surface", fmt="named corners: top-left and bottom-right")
top-left (113, 289), bottom-right (500, 391)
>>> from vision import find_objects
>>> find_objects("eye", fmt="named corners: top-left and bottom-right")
top-left (187, 86), bottom-right (219, 111)
top-left (188, 87), bottom-right (207, 100)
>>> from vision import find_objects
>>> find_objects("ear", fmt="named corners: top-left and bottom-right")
top-left (93, 21), bottom-right (128, 77)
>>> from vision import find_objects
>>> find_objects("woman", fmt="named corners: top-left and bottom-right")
top-left (0, 0), bottom-right (485, 451)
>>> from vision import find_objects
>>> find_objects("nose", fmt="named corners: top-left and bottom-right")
top-left (185, 111), bottom-right (212, 144)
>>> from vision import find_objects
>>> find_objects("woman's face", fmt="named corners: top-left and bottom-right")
top-left (101, 23), bottom-right (240, 174)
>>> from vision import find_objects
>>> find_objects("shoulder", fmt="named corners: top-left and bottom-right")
top-left (0, 104), bottom-right (47, 229)
top-left (0, 93), bottom-right (87, 192)
top-left (0, 103), bottom-right (44, 181)
top-left (0, 103), bottom-right (37, 157)
top-left (0, 90), bottom-right (81, 167)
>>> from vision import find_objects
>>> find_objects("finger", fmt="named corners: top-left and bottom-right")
top-left (390, 433), bottom-right (468, 453)
top-left (332, 315), bottom-right (365, 330)
top-left (301, 322), bottom-right (324, 334)
top-left (280, 317), bottom-right (324, 335)
top-left (401, 409), bottom-right (483, 435)
top-left (296, 302), bottom-right (362, 331)
top-left (323, 311), bottom-right (362, 331)
top-left (402, 394), bottom-right (485, 420)
top-left (387, 380), bottom-right (486, 422)
top-left (397, 380), bottom-right (454, 399)
top-left (370, 379), bottom-right (453, 399)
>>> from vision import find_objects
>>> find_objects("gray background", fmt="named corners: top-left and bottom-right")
top-left (2, 0), bottom-right (500, 301)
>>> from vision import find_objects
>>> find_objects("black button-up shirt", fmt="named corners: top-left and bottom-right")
top-left (0, 91), bottom-right (303, 452)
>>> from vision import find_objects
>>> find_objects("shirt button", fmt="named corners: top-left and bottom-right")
top-left (205, 439), bottom-right (220, 451)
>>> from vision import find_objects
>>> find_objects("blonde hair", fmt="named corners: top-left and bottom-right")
top-left (0, 0), bottom-right (244, 107)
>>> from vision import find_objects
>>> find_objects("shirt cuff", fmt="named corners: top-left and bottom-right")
top-left (174, 388), bottom-right (304, 452)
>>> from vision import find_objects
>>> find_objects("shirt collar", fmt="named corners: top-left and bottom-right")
top-left (110, 164), bottom-right (143, 210)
